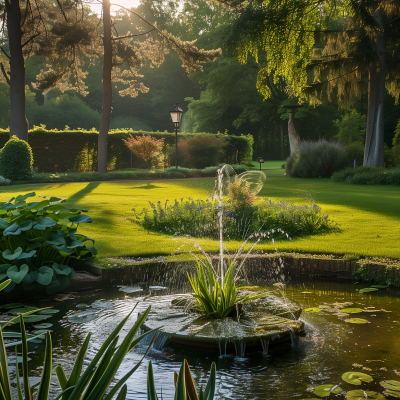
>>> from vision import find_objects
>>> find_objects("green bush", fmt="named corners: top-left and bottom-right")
top-left (132, 196), bottom-right (336, 241)
top-left (392, 119), bottom-right (400, 166)
top-left (331, 166), bottom-right (400, 185)
top-left (335, 110), bottom-right (366, 144)
top-left (0, 192), bottom-right (97, 294)
top-left (286, 140), bottom-right (349, 178)
top-left (345, 142), bottom-right (364, 167)
top-left (0, 135), bottom-right (33, 180)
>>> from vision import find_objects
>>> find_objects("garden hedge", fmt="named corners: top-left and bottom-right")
top-left (0, 128), bottom-right (253, 173)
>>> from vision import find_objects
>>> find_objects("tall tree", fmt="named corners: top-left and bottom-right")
top-left (226, 0), bottom-right (400, 166)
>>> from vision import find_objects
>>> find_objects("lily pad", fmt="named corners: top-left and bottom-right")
top-left (359, 288), bottom-right (379, 293)
top-left (370, 285), bottom-right (389, 289)
top-left (304, 308), bottom-right (321, 312)
top-left (10, 307), bottom-right (38, 314)
top-left (341, 308), bottom-right (363, 314)
top-left (68, 310), bottom-right (99, 323)
top-left (345, 318), bottom-right (370, 324)
top-left (380, 381), bottom-right (400, 391)
top-left (347, 390), bottom-right (385, 400)
top-left (120, 286), bottom-right (143, 293)
top-left (2, 303), bottom-right (24, 309)
top-left (91, 301), bottom-right (114, 309)
top-left (383, 390), bottom-right (400, 398)
top-left (76, 304), bottom-right (89, 308)
top-left (8, 356), bottom-right (31, 364)
top-left (342, 372), bottom-right (373, 385)
top-left (38, 309), bottom-right (59, 314)
top-left (314, 384), bottom-right (343, 397)
top-left (22, 315), bottom-right (51, 323)
top-left (33, 323), bottom-right (53, 329)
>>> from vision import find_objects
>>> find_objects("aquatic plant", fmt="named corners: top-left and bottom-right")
top-left (0, 192), bottom-right (97, 294)
top-left (187, 258), bottom-right (269, 319)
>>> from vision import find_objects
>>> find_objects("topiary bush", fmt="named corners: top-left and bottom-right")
top-left (286, 140), bottom-right (349, 178)
top-left (0, 135), bottom-right (33, 180)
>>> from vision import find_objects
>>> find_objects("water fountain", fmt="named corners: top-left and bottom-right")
top-left (140, 165), bottom-right (305, 355)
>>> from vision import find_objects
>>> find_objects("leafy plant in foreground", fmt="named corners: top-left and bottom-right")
top-left (0, 192), bottom-right (97, 293)
top-left (188, 258), bottom-right (269, 319)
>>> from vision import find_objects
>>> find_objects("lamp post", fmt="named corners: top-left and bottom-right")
top-left (169, 104), bottom-right (184, 170)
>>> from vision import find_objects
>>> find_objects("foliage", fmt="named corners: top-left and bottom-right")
top-left (0, 177), bottom-right (10, 186)
top-left (0, 128), bottom-right (252, 172)
top-left (345, 142), bottom-right (365, 168)
top-left (110, 116), bottom-right (151, 131)
top-left (176, 136), bottom-right (226, 169)
top-left (226, 179), bottom-right (253, 209)
top-left (0, 192), bottom-right (96, 294)
top-left (392, 119), bottom-right (400, 166)
top-left (335, 111), bottom-right (366, 145)
top-left (286, 140), bottom-right (349, 178)
top-left (332, 166), bottom-right (400, 186)
top-left (132, 196), bottom-right (336, 241)
top-left (123, 135), bottom-right (164, 171)
top-left (187, 258), bottom-right (268, 318)
top-left (0, 136), bottom-right (33, 181)
top-left (147, 358), bottom-right (216, 400)
top-left (27, 95), bottom-right (101, 130)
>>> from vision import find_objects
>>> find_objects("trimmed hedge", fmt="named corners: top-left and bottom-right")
top-left (332, 166), bottom-right (400, 185)
top-left (0, 128), bottom-right (253, 173)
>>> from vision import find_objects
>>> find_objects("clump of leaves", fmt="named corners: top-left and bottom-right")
top-left (0, 192), bottom-right (97, 294)
top-left (187, 258), bottom-right (269, 319)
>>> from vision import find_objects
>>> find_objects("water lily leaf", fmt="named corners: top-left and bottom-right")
top-left (2, 303), bottom-right (24, 309)
top-left (45, 232), bottom-right (66, 245)
top-left (91, 301), bottom-right (114, 309)
top-left (380, 381), bottom-right (400, 391)
top-left (3, 223), bottom-right (21, 236)
top-left (301, 291), bottom-right (313, 294)
top-left (7, 264), bottom-right (29, 284)
top-left (345, 318), bottom-right (370, 324)
top-left (305, 308), bottom-right (321, 312)
top-left (342, 372), bottom-right (373, 385)
top-left (36, 266), bottom-right (54, 285)
top-left (10, 307), bottom-right (37, 314)
top-left (33, 323), bottom-right (53, 329)
top-left (33, 217), bottom-right (56, 230)
top-left (314, 385), bottom-right (343, 397)
top-left (359, 288), bottom-right (379, 293)
top-left (347, 390), bottom-right (385, 400)
top-left (38, 309), bottom-right (59, 314)
top-left (370, 285), bottom-right (389, 289)
top-left (22, 271), bottom-right (39, 285)
top-left (68, 310), bottom-right (99, 323)
top-left (0, 218), bottom-right (8, 228)
top-left (22, 315), bottom-right (51, 323)
top-left (383, 390), bottom-right (400, 398)
top-left (76, 304), bottom-right (89, 308)
top-left (3, 247), bottom-right (22, 260)
top-left (51, 263), bottom-right (71, 276)
top-left (341, 308), bottom-right (363, 314)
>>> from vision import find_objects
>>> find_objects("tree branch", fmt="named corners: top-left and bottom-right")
top-left (0, 47), bottom-right (10, 59)
top-left (111, 28), bottom-right (155, 40)
top-left (22, 33), bottom-right (41, 48)
top-left (0, 63), bottom-right (9, 85)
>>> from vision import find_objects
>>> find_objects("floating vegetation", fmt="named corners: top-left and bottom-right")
top-left (33, 323), bottom-right (53, 329)
top-left (119, 286), bottom-right (143, 293)
top-left (342, 371), bottom-right (373, 385)
top-left (7, 356), bottom-right (31, 364)
top-left (9, 307), bottom-right (37, 314)
top-left (347, 390), bottom-right (385, 400)
top-left (38, 309), bottom-right (60, 314)
top-left (345, 318), bottom-right (370, 324)
top-left (305, 308), bottom-right (321, 312)
top-left (341, 308), bottom-right (363, 314)
top-left (313, 384), bottom-right (343, 397)
top-left (68, 310), bottom-right (99, 323)
top-left (380, 381), bottom-right (400, 392)
top-left (22, 315), bottom-right (51, 323)
top-left (359, 288), bottom-right (379, 293)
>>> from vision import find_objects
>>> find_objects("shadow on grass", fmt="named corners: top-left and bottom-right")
top-left (68, 182), bottom-right (101, 205)
top-left (130, 184), bottom-right (166, 190)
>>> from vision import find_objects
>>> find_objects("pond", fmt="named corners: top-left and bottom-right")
top-left (5, 279), bottom-right (400, 400)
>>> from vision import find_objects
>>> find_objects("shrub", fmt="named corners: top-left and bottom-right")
top-left (335, 110), bottom-right (366, 144)
top-left (345, 142), bottom-right (364, 167)
top-left (122, 134), bottom-right (164, 171)
top-left (227, 180), bottom-right (254, 209)
top-left (332, 166), bottom-right (382, 182)
top-left (331, 166), bottom-right (400, 186)
top-left (132, 196), bottom-right (336, 241)
top-left (286, 140), bottom-right (349, 178)
top-left (0, 192), bottom-right (97, 294)
top-left (0, 135), bottom-right (33, 180)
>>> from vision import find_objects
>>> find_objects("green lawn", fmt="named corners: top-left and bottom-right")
top-left (248, 160), bottom-right (287, 175)
top-left (1, 175), bottom-right (400, 259)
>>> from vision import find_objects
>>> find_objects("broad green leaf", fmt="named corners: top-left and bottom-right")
top-left (51, 263), bottom-right (72, 276)
top-left (380, 381), bottom-right (400, 391)
top-left (38, 309), bottom-right (59, 315)
top-left (10, 307), bottom-right (37, 314)
top-left (342, 372), bottom-right (373, 385)
top-left (341, 308), bottom-right (363, 314)
top-left (314, 385), bottom-right (343, 397)
top-left (359, 288), bottom-right (379, 293)
top-left (347, 390), bottom-right (385, 400)
top-left (7, 264), bottom-right (29, 284)
top-left (36, 266), bottom-right (54, 285)
top-left (345, 318), bottom-right (370, 324)
top-left (17, 250), bottom-right (37, 260)
top-left (45, 275), bottom-right (70, 294)
top-left (15, 193), bottom-right (36, 202)
top-left (34, 217), bottom-right (57, 230)
top-left (3, 223), bottom-right (22, 236)
top-left (20, 221), bottom-right (33, 231)
top-left (23, 271), bottom-right (39, 285)
top-left (70, 214), bottom-right (92, 224)
top-left (3, 247), bottom-right (22, 260)
top-left (0, 218), bottom-right (8, 228)
top-left (304, 308), bottom-right (320, 312)
top-left (2, 302), bottom-right (24, 309)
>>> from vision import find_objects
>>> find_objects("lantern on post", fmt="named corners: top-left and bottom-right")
top-left (257, 157), bottom-right (264, 170)
top-left (169, 104), bottom-right (184, 170)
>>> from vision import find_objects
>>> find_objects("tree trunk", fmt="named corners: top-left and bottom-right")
top-left (6, 0), bottom-right (29, 141)
top-left (364, 9), bottom-right (385, 167)
top-left (98, 0), bottom-right (112, 174)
